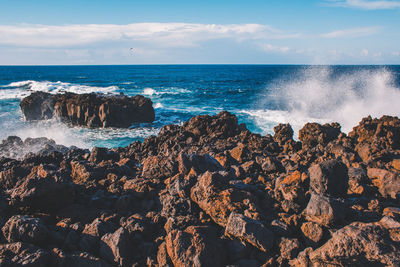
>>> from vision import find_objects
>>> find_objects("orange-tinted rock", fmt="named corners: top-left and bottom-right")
top-left (225, 212), bottom-right (274, 252)
top-left (292, 222), bottom-right (400, 266)
top-left (230, 143), bottom-right (248, 163)
top-left (303, 193), bottom-right (345, 226)
top-left (392, 159), bottom-right (400, 171)
top-left (300, 222), bottom-right (324, 248)
top-left (299, 122), bottom-right (341, 149)
top-left (309, 160), bottom-right (348, 197)
top-left (190, 172), bottom-right (257, 227)
top-left (349, 115), bottom-right (400, 150)
top-left (166, 226), bottom-right (226, 267)
top-left (367, 168), bottom-right (400, 199)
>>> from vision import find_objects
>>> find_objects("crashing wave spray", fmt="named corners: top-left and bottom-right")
top-left (247, 66), bottom-right (400, 136)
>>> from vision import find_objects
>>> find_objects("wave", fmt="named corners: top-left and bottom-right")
top-left (0, 80), bottom-right (119, 100)
top-left (142, 87), bottom-right (156, 96)
top-left (142, 87), bottom-right (191, 96)
top-left (154, 103), bottom-right (164, 108)
top-left (251, 66), bottom-right (400, 135)
top-left (1, 118), bottom-right (161, 149)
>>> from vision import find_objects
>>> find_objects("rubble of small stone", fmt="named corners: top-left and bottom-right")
top-left (20, 92), bottom-right (155, 128)
top-left (0, 111), bottom-right (399, 266)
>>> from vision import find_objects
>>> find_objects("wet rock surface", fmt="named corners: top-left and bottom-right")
top-left (20, 91), bottom-right (155, 128)
top-left (0, 111), bottom-right (399, 266)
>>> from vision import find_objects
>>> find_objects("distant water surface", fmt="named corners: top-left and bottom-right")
top-left (0, 65), bottom-right (399, 148)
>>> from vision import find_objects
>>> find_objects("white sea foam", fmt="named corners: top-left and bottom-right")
top-left (141, 87), bottom-right (191, 96)
top-left (0, 80), bottom-right (118, 100)
top-left (142, 87), bottom-right (156, 95)
top-left (8, 120), bottom-right (89, 148)
top-left (2, 119), bottom-right (161, 149)
top-left (250, 66), bottom-right (400, 135)
top-left (154, 102), bottom-right (164, 108)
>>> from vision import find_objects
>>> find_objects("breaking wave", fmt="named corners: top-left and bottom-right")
top-left (248, 66), bottom-right (400, 135)
top-left (0, 80), bottom-right (118, 100)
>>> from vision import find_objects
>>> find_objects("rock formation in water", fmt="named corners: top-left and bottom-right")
top-left (0, 111), bottom-right (399, 266)
top-left (20, 92), bottom-right (155, 128)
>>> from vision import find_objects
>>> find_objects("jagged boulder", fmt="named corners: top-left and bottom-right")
top-left (291, 221), bottom-right (400, 266)
top-left (20, 92), bottom-right (155, 128)
top-left (166, 226), bottom-right (226, 267)
top-left (303, 193), bottom-right (346, 226)
top-left (2, 215), bottom-right (49, 244)
top-left (225, 212), bottom-right (274, 252)
top-left (0, 242), bottom-right (50, 266)
top-left (349, 115), bottom-right (400, 150)
top-left (7, 164), bottom-right (74, 211)
top-left (309, 160), bottom-right (348, 197)
top-left (299, 122), bottom-right (341, 149)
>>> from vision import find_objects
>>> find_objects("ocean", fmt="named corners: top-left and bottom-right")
top-left (0, 65), bottom-right (399, 149)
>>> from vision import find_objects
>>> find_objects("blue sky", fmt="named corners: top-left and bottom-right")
top-left (0, 0), bottom-right (399, 64)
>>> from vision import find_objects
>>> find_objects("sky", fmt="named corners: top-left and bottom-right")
top-left (0, 0), bottom-right (399, 65)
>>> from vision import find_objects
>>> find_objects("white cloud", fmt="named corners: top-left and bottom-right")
top-left (259, 43), bottom-right (290, 53)
top-left (0, 23), bottom-right (300, 48)
top-left (321, 26), bottom-right (380, 38)
top-left (326, 0), bottom-right (400, 10)
top-left (361, 49), bottom-right (369, 56)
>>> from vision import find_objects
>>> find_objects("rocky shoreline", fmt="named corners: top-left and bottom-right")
top-left (0, 111), bottom-right (399, 266)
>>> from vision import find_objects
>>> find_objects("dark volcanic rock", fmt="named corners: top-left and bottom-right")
top-left (309, 159), bottom-right (348, 197)
top-left (7, 164), bottom-right (74, 212)
top-left (291, 221), bottom-right (400, 266)
top-left (0, 242), bottom-right (50, 266)
top-left (166, 226), bottom-right (226, 267)
top-left (303, 193), bottom-right (346, 226)
top-left (299, 122), bottom-right (341, 149)
top-left (2, 215), bottom-right (49, 244)
top-left (225, 212), bottom-right (274, 252)
top-left (0, 136), bottom-right (69, 160)
top-left (0, 112), bottom-right (399, 267)
top-left (20, 91), bottom-right (155, 128)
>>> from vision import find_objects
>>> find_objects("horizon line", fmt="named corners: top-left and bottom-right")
top-left (1, 63), bottom-right (400, 67)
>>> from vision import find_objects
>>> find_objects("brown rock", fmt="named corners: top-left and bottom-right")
top-left (292, 222), bottom-right (400, 266)
top-left (8, 165), bottom-right (74, 211)
top-left (349, 115), bottom-right (400, 150)
top-left (190, 172), bottom-right (255, 227)
top-left (99, 227), bottom-right (131, 266)
top-left (392, 159), bottom-right (400, 171)
top-left (274, 123), bottom-right (294, 145)
top-left (157, 242), bottom-right (171, 267)
top-left (303, 193), bottom-right (345, 226)
top-left (347, 167), bottom-right (369, 195)
top-left (309, 160), bottom-right (348, 197)
top-left (275, 171), bottom-right (306, 213)
top-left (141, 155), bottom-right (178, 180)
top-left (279, 237), bottom-right (301, 260)
top-left (20, 91), bottom-right (155, 127)
top-left (367, 167), bottom-right (400, 199)
top-left (300, 222), bottom-right (324, 247)
top-left (0, 242), bottom-right (50, 266)
top-left (2, 215), bottom-right (49, 244)
top-left (299, 122), bottom-right (341, 149)
top-left (230, 143), bottom-right (248, 163)
top-left (166, 226), bottom-right (226, 267)
top-left (225, 212), bottom-right (274, 252)
top-left (177, 153), bottom-right (223, 175)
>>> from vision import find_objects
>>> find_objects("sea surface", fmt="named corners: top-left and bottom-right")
top-left (0, 65), bottom-right (399, 149)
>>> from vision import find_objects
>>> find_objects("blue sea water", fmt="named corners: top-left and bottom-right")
top-left (0, 65), bottom-right (399, 148)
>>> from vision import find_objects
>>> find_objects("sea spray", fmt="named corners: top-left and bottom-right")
top-left (249, 66), bottom-right (400, 136)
